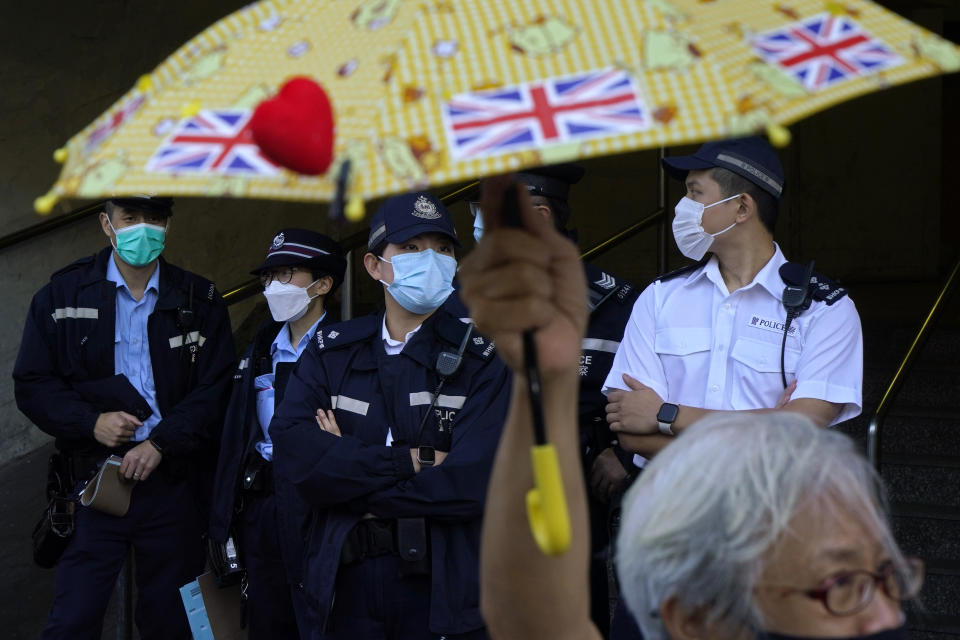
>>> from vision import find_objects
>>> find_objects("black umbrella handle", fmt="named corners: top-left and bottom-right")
top-left (500, 183), bottom-right (548, 447)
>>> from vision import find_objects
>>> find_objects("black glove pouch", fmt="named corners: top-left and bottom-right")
top-left (207, 531), bottom-right (245, 587)
top-left (396, 517), bottom-right (430, 577)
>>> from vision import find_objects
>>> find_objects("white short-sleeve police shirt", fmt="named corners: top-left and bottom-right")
top-left (602, 243), bottom-right (862, 426)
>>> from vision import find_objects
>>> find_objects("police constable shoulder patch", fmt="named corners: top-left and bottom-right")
top-left (315, 316), bottom-right (379, 353)
top-left (437, 313), bottom-right (496, 360)
top-left (779, 262), bottom-right (848, 306)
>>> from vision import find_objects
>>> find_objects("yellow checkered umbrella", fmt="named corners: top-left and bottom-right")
top-left (35, 0), bottom-right (959, 216)
top-left (34, 0), bottom-right (959, 557)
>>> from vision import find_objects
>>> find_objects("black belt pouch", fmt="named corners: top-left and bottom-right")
top-left (396, 517), bottom-right (430, 577)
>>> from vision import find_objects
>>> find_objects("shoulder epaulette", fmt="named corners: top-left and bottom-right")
top-left (655, 257), bottom-right (710, 284)
top-left (50, 254), bottom-right (96, 281)
top-left (584, 263), bottom-right (636, 312)
top-left (436, 311), bottom-right (497, 360)
top-left (779, 262), bottom-right (848, 306)
top-left (314, 315), bottom-right (379, 352)
top-left (175, 269), bottom-right (219, 303)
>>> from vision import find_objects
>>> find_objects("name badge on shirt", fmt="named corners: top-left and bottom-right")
top-left (748, 315), bottom-right (798, 337)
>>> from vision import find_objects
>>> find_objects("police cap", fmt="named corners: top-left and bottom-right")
top-left (250, 228), bottom-right (347, 287)
top-left (661, 136), bottom-right (784, 199)
top-left (367, 192), bottom-right (460, 253)
top-left (516, 163), bottom-right (585, 201)
top-left (106, 196), bottom-right (174, 217)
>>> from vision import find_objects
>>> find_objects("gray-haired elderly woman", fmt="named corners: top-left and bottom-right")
top-left (617, 412), bottom-right (921, 640)
top-left (463, 177), bottom-right (922, 640)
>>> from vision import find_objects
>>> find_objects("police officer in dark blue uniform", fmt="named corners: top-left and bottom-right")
top-left (210, 229), bottom-right (346, 639)
top-left (13, 196), bottom-right (235, 640)
top-left (270, 192), bottom-right (510, 639)
top-left (470, 165), bottom-right (640, 635)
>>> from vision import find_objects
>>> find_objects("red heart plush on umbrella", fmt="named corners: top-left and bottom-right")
top-left (251, 77), bottom-right (335, 175)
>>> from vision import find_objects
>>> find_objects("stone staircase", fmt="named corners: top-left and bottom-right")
top-left (838, 303), bottom-right (960, 638)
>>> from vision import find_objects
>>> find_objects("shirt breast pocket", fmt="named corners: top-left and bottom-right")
top-left (654, 328), bottom-right (711, 393)
top-left (730, 337), bottom-right (800, 410)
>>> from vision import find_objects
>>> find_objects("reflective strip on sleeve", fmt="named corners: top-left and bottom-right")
top-left (581, 338), bottom-right (621, 354)
top-left (51, 307), bottom-right (99, 321)
top-left (168, 331), bottom-right (207, 348)
top-left (331, 395), bottom-right (369, 416)
top-left (409, 392), bottom-right (466, 409)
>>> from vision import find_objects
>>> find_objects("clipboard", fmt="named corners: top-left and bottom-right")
top-left (80, 455), bottom-right (134, 517)
top-left (180, 572), bottom-right (247, 640)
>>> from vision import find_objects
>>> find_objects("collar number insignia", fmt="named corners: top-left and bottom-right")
top-left (473, 336), bottom-right (484, 345)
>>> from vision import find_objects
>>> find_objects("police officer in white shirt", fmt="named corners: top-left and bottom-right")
top-left (602, 136), bottom-right (863, 461)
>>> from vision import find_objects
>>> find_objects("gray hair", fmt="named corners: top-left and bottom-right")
top-left (615, 413), bottom-right (904, 639)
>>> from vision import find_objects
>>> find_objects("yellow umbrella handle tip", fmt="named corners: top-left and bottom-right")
top-left (34, 192), bottom-right (59, 215)
top-left (136, 75), bottom-right (154, 92)
top-left (766, 123), bottom-right (791, 148)
top-left (525, 444), bottom-right (571, 556)
top-left (345, 194), bottom-right (365, 222)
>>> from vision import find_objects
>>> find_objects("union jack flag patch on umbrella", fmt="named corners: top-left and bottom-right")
top-left (146, 109), bottom-right (279, 176)
top-left (752, 13), bottom-right (903, 92)
top-left (442, 68), bottom-right (650, 160)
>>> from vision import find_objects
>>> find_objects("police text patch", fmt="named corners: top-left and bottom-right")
top-left (748, 315), bottom-right (797, 336)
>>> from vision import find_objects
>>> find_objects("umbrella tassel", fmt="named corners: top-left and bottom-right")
top-left (329, 159), bottom-right (351, 221)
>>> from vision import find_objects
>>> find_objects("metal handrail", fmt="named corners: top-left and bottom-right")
top-left (579, 208), bottom-right (665, 262)
top-left (0, 202), bottom-right (104, 252)
top-left (867, 256), bottom-right (960, 470)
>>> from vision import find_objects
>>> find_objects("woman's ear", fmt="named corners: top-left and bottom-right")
top-left (363, 252), bottom-right (383, 282)
top-left (312, 275), bottom-right (334, 297)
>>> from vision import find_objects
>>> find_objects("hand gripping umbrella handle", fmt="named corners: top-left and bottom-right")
top-left (499, 182), bottom-right (572, 556)
top-left (526, 443), bottom-right (571, 556)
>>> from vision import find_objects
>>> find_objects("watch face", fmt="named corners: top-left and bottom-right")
top-left (417, 446), bottom-right (436, 466)
top-left (657, 403), bottom-right (679, 423)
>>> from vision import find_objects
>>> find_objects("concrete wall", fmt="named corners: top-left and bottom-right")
top-left (1, 1), bottom-right (956, 467)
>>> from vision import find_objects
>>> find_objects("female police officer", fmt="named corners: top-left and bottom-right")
top-left (209, 229), bottom-right (346, 639)
top-left (270, 192), bottom-right (510, 639)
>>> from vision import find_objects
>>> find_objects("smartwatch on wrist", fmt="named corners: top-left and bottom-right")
top-left (656, 403), bottom-right (679, 436)
top-left (417, 445), bottom-right (436, 468)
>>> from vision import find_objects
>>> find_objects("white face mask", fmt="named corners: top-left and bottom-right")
top-left (263, 279), bottom-right (319, 323)
top-left (671, 193), bottom-right (742, 260)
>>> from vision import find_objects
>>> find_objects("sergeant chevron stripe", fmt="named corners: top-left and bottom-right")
top-left (594, 273), bottom-right (615, 289)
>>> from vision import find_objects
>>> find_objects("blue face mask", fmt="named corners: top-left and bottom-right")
top-left (380, 249), bottom-right (456, 314)
top-left (108, 219), bottom-right (166, 267)
top-left (757, 622), bottom-right (908, 640)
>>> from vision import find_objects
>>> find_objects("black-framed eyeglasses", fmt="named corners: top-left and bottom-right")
top-left (762, 557), bottom-right (924, 617)
top-left (259, 266), bottom-right (300, 288)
